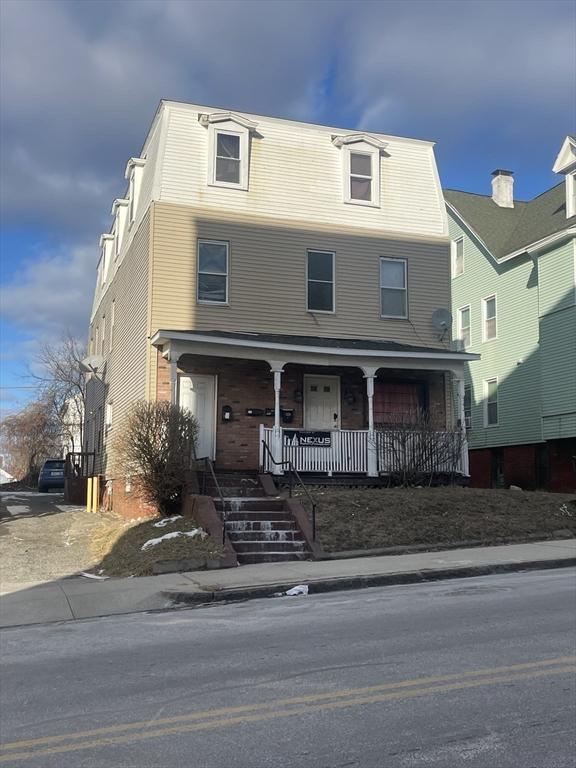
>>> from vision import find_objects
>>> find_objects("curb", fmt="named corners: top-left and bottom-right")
top-left (164, 556), bottom-right (576, 607)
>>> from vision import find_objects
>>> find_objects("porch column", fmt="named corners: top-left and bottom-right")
top-left (454, 375), bottom-right (469, 476)
top-left (363, 367), bottom-right (378, 478)
top-left (170, 361), bottom-right (178, 405)
top-left (268, 361), bottom-right (285, 475)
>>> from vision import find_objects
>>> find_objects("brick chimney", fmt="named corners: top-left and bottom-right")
top-left (491, 169), bottom-right (514, 208)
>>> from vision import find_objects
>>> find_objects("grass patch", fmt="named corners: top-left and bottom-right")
top-left (297, 487), bottom-right (576, 553)
top-left (89, 514), bottom-right (222, 577)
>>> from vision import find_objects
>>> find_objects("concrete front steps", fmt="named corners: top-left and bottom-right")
top-left (215, 497), bottom-right (309, 565)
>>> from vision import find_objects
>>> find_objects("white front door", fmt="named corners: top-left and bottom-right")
top-left (304, 375), bottom-right (340, 430)
top-left (179, 375), bottom-right (217, 459)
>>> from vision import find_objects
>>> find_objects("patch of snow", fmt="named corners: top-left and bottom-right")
top-left (152, 515), bottom-right (183, 528)
top-left (141, 528), bottom-right (207, 551)
top-left (6, 505), bottom-right (30, 516)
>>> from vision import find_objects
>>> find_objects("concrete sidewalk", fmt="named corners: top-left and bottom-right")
top-left (1, 538), bottom-right (575, 629)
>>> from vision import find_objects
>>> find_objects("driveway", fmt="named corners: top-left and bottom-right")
top-left (0, 491), bottom-right (101, 592)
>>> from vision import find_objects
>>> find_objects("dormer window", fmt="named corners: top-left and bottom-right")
top-left (350, 152), bottom-right (373, 202)
top-left (215, 132), bottom-right (241, 185)
top-left (199, 111), bottom-right (258, 192)
top-left (567, 173), bottom-right (576, 218)
top-left (124, 157), bottom-right (146, 227)
top-left (332, 133), bottom-right (387, 208)
top-left (552, 136), bottom-right (576, 219)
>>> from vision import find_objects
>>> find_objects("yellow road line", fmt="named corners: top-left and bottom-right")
top-left (0, 666), bottom-right (576, 763)
top-left (2, 655), bottom-right (573, 753)
top-left (1, 663), bottom-right (574, 763)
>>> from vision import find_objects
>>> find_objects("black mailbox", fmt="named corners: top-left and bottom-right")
top-left (281, 408), bottom-right (295, 424)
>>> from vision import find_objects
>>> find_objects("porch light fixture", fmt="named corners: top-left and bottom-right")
top-left (294, 389), bottom-right (303, 404)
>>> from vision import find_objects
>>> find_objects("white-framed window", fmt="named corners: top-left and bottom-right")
top-left (208, 127), bottom-right (249, 190)
top-left (452, 237), bottom-right (464, 277)
top-left (482, 295), bottom-right (497, 340)
top-left (94, 326), bottom-right (99, 356)
top-left (105, 403), bottom-right (113, 432)
top-left (343, 146), bottom-right (380, 207)
top-left (197, 240), bottom-right (229, 304)
top-left (380, 257), bottom-right (408, 318)
top-left (128, 171), bottom-right (135, 224)
top-left (484, 378), bottom-right (498, 426)
top-left (109, 300), bottom-right (115, 353)
top-left (458, 305), bottom-right (471, 348)
top-left (100, 315), bottom-right (106, 356)
top-left (114, 225), bottom-right (120, 261)
top-left (307, 250), bottom-right (335, 313)
top-left (464, 384), bottom-right (472, 431)
top-left (566, 173), bottom-right (576, 218)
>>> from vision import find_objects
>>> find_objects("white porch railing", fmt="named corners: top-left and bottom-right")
top-left (260, 426), bottom-right (464, 476)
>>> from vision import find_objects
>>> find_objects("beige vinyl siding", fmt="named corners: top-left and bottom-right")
top-left (158, 104), bottom-right (447, 238)
top-left (86, 211), bottom-right (151, 475)
top-left (150, 202), bottom-right (451, 349)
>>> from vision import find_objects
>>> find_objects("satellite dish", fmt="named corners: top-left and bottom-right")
top-left (80, 354), bottom-right (106, 374)
top-left (432, 308), bottom-right (453, 332)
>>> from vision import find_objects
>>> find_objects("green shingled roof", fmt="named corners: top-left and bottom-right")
top-left (444, 181), bottom-right (574, 260)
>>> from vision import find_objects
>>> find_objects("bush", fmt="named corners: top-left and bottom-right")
top-left (115, 401), bottom-right (198, 516)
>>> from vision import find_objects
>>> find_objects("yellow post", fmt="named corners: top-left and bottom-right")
top-left (87, 477), bottom-right (93, 513)
top-left (92, 475), bottom-right (100, 514)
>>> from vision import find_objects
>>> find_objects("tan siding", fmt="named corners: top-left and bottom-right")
top-left (150, 202), bottom-right (451, 349)
top-left (87, 211), bottom-right (151, 475)
top-left (159, 105), bottom-right (447, 238)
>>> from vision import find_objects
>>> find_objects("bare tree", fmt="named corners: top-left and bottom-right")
top-left (114, 401), bottom-right (199, 515)
top-left (0, 397), bottom-right (61, 483)
top-left (34, 334), bottom-right (86, 454)
top-left (372, 409), bottom-right (465, 487)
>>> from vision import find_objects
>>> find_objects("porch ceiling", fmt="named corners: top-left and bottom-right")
top-left (151, 329), bottom-right (478, 375)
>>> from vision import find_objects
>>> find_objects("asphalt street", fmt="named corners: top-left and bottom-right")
top-left (1, 567), bottom-right (575, 767)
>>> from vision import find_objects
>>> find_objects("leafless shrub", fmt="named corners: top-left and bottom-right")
top-left (0, 397), bottom-right (62, 482)
top-left (114, 401), bottom-right (199, 516)
top-left (372, 409), bottom-right (465, 487)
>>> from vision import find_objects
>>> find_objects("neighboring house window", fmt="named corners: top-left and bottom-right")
top-left (464, 385), bottom-right (472, 431)
top-left (452, 238), bottom-right (464, 277)
top-left (567, 173), bottom-right (576, 218)
top-left (483, 295), bottom-right (497, 340)
top-left (380, 258), bottom-right (408, 318)
top-left (128, 171), bottom-right (135, 224)
top-left (484, 378), bottom-right (498, 426)
top-left (197, 240), bottom-right (229, 304)
top-left (105, 403), bottom-right (113, 432)
top-left (100, 316), bottom-right (106, 356)
top-left (109, 300), bottom-right (115, 352)
top-left (307, 250), bottom-right (335, 313)
top-left (459, 306), bottom-right (471, 348)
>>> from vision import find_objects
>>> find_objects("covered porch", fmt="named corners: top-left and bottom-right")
top-left (151, 330), bottom-right (478, 479)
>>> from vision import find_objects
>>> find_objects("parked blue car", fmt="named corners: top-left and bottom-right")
top-left (37, 459), bottom-right (65, 493)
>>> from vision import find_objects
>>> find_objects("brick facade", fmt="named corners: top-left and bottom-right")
top-left (157, 351), bottom-right (449, 471)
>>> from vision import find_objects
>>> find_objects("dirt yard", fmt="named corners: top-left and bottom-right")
top-left (298, 487), bottom-right (576, 553)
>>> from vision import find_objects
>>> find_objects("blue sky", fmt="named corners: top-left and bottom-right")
top-left (1, 0), bottom-right (574, 414)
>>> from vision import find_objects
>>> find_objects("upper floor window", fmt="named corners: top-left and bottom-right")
top-left (350, 153), bottom-right (373, 202)
top-left (128, 171), bottom-right (135, 224)
top-left (201, 112), bottom-right (258, 192)
top-left (484, 378), bottom-right (498, 426)
top-left (483, 295), bottom-right (497, 341)
top-left (459, 305), bottom-right (471, 348)
top-left (197, 240), bottom-right (229, 304)
top-left (215, 132), bottom-right (241, 185)
top-left (307, 250), bottom-right (335, 313)
top-left (332, 133), bottom-right (386, 208)
top-left (109, 300), bottom-right (115, 353)
top-left (452, 237), bottom-right (464, 277)
top-left (380, 257), bottom-right (408, 319)
top-left (464, 384), bottom-right (472, 431)
top-left (567, 173), bottom-right (576, 218)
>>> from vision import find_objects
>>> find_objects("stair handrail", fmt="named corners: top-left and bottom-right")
top-left (196, 455), bottom-right (227, 546)
top-left (261, 441), bottom-right (318, 541)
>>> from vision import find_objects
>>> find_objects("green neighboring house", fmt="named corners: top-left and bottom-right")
top-left (445, 136), bottom-right (576, 491)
